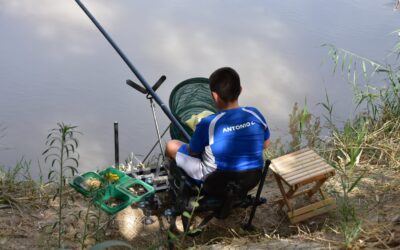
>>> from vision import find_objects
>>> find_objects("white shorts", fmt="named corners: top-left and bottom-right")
top-left (175, 144), bottom-right (207, 181)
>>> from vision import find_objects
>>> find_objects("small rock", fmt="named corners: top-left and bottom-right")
top-left (0, 237), bottom-right (7, 244)
top-left (308, 220), bottom-right (317, 226)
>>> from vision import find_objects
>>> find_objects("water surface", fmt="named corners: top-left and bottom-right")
top-left (0, 0), bottom-right (398, 176)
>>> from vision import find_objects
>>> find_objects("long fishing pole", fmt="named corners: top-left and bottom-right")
top-left (75, 0), bottom-right (191, 141)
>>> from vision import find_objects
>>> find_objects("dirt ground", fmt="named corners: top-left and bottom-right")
top-left (1, 168), bottom-right (400, 249)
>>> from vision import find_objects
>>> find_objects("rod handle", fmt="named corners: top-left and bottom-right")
top-left (126, 79), bottom-right (147, 94)
top-left (152, 75), bottom-right (166, 92)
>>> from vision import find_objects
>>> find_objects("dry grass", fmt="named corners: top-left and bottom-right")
top-left (0, 158), bottom-right (399, 249)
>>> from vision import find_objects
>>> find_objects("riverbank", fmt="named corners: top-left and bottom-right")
top-left (0, 161), bottom-right (399, 249)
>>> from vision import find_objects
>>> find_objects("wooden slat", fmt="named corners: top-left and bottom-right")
top-left (274, 150), bottom-right (321, 166)
top-left (271, 148), bottom-right (311, 164)
top-left (289, 204), bottom-right (336, 224)
top-left (272, 155), bottom-right (321, 175)
top-left (287, 165), bottom-right (333, 184)
top-left (269, 163), bottom-right (278, 173)
top-left (284, 162), bottom-right (332, 182)
top-left (293, 172), bottom-right (334, 187)
top-left (287, 166), bottom-right (335, 185)
top-left (279, 159), bottom-right (329, 178)
top-left (272, 148), bottom-right (314, 165)
top-left (288, 198), bottom-right (335, 217)
top-left (282, 161), bottom-right (332, 180)
top-left (272, 153), bottom-right (323, 174)
top-left (275, 150), bottom-right (321, 166)
top-left (275, 174), bottom-right (292, 187)
top-left (272, 147), bottom-right (310, 160)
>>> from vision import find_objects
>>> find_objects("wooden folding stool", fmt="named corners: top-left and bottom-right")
top-left (270, 147), bottom-right (336, 224)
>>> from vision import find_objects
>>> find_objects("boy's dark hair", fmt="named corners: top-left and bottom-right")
top-left (209, 67), bottom-right (241, 102)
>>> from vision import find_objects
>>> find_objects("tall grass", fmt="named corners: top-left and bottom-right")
top-left (43, 123), bottom-right (80, 248)
top-left (76, 193), bottom-right (103, 249)
top-left (0, 158), bottom-right (48, 212)
top-left (320, 30), bottom-right (400, 247)
top-left (288, 101), bottom-right (321, 151)
top-left (264, 101), bottom-right (321, 160)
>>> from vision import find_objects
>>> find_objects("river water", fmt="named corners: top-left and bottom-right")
top-left (0, 0), bottom-right (399, 176)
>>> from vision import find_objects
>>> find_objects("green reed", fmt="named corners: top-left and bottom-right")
top-left (43, 123), bottom-right (80, 248)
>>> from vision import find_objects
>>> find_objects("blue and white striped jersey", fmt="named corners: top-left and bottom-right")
top-left (189, 106), bottom-right (270, 172)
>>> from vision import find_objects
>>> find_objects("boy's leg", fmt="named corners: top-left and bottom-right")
top-left (166, 140), bottom-right (204, 181)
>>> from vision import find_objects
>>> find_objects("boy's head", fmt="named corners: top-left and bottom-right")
top-left (209, 67), bottom-right (241, 103)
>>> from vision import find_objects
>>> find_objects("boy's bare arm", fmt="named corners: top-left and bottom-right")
top-left (263, 139), bottom-right (271, 149)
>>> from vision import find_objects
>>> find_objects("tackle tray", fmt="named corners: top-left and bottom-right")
top-left (117, 178), bottom-right (155, 202)
top-left (70, 167), bottom-right (155, 214)
top-left (96, 186), bottom-right (131, 215)
top-left (69, 172), bottom-right (105, 197)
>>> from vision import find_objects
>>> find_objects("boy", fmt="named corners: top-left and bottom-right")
top-left (166, 67), bottom-right (270, 182)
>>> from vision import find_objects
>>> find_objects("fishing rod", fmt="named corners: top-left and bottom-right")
top-left (75, 0), bottom-right (191, 142)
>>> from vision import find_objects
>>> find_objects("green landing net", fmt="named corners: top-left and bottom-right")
top-left (169, 77), bottom-right (217, 142)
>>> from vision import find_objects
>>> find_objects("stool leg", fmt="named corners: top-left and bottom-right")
top-left (307, 178), bottom-right (326, 198)
top-left (274, 173), bottom-right (293, 211)
top-left (319, 190), bottom-right (327, 199)
top-left (280, 186), bottom-right (298, 209)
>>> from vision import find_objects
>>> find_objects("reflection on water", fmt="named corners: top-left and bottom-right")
top-left (0, 0), bottom-right (398, 177)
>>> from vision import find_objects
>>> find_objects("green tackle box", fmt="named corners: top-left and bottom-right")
top-left (70, 167), bottom-right (156, 215)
